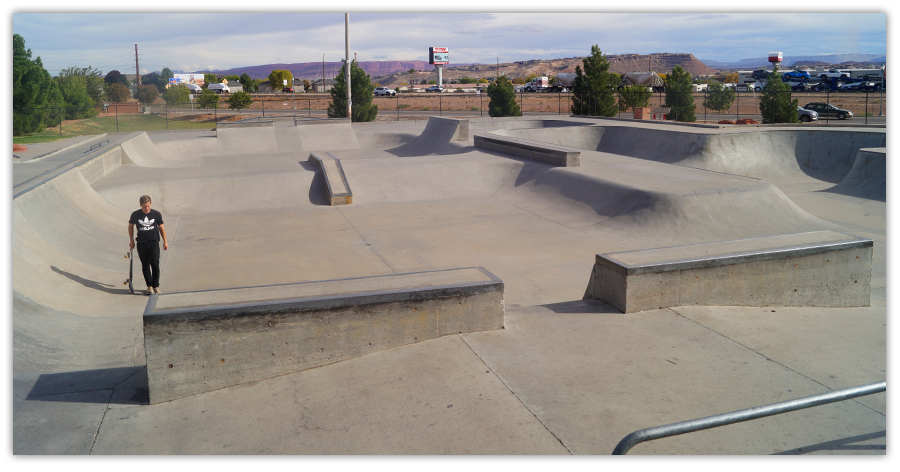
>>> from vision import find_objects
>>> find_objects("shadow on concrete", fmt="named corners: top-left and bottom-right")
top-left (773, 430), bottom-right (886, 454)
top-left (26, 366), bottom-right (149, 405)
top-left (299, 160), bottom-right (334, 206)
top-left (51, 266), bottom-right (132, 295)
top-left (539, 299), bottom-right (611, 314)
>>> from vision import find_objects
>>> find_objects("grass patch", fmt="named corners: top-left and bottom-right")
top-left (13, 114), bottom-right (215, 144)
top-left (470, 106), bottom-right (480, 111)
top-left (398, 104), bottom-right (411, 109)
top-left (422, 107), bottom-right (430, 111)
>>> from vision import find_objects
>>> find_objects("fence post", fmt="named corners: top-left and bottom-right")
top-left (166, 104), bottom-right (169, 130)
top-left (704, 89), bottom-right (707, 123)
top-left (480, 92), bottom-right (483, 118)
top-left (116, 104), bottom-right (119, 133)
top-left (439, 94), bottom-right (442, 116)
top-left (865, 90), bottom-right (869, 125)
top-left (59, 107), bottom-right (63, 136)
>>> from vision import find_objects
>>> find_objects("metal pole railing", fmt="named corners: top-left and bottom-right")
top-left (612, 380), bottom-right (886, 455)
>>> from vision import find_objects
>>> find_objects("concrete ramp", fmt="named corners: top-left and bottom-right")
top-left (387, 117), bottom-right (472, 157)
top-left (119, 133), bottom-right (179, 167)
top-left (216, 125), bottom-right (280, 155)
top-left (502, 126), bottom-right (886, 185)
top-left (825, 147), bottom-right (886, 201)
top-left (295, 121), bottom-right (361, 152)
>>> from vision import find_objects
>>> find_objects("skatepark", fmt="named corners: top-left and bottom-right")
top-left (11, 114), bottom-right (886, 454)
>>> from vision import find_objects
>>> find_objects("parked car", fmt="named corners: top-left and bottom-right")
top-left (750, 69), bottom-right (770, 80)
top-left (818, 69), bottom-right (850, 79)
top-left (803, 102), bottom-right (854, 120)
top-left (808, 82), bottom-right (831, 92)
top-left (282, 87), bottom-right (294, 93)
top-left (425, 85), bottom-right (444, 92)
top-left (788, 82), bottom-right (811, 91)
top-left (373, 86), bottom-right (396, 96)
top-left (783, 70), bottom-right (811, 81)
top-left (797, 106), bottom-right (818, 123)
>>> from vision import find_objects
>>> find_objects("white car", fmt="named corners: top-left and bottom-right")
top-left (373, 87), bottom-right (396, 96)
top-left (425, 85), bottom-right (444, 92)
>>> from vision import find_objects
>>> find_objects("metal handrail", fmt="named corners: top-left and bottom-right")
top-left (612, 380), bottom-right (886, 454)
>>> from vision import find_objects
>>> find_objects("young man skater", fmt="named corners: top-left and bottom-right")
top-left (128, 195), bottom-right (168, 295)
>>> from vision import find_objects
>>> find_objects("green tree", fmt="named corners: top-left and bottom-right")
top-left (409, 68), bottom-right (416, 86)
top-left (106, 83), bottom-right (131, 103)
top-left (486, 76), bottom-right (521, 117)
top-left (104, 69), bottom-right (130, 88)
top-left (268, 69), bottom-right (293, 91)
top-left (141, 71), bottom-right (164, 92)
top-left (570, 45), bottom-right (619, 117)
top-left (759, 66), bottom-right (798, 124)
top-left (197, 88), bottom-right (219, 109)
top-left (702, 82), bottom-right (736, 114)
top-left (162, 83), bottom-right (190, 106)
top-left (160, 67), bottom-right (174, 86)
top-left (663, 65), bottom-right (696, 122)
top-left (55, 74), bottom-right (98, 119)
top-left (58, 66), bottom-right (106, 105)
top-left (134, 84), bottom-right (158, 106)
top-left (204, 73), bottom-right (220, 86)
top-left (223, 74), bottom-right (240, 82)
top-left (617, 85), bottom-right (651, 112)
top-left (327, 60), bottom-right (377, 122)
top-left (225, 91), bottom-right (253, 112)
top-left (302, 79), bottom-right (311, 92)
top-left (239, 73), bottom-right (258, 93)
top-left (13, 33), bottom-right (63, 135)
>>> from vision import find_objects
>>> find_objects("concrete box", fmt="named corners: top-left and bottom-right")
top-left (143, 267), bottom-right (504, 403)
top-left (584, 231), bottom-right (872, 313)
top-left (474, 134), bottom-right (580, 167)
top-left (308, 151), bottom-right (352, 205)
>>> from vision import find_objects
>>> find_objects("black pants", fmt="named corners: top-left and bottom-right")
top-left (136, 240), bottom-right (160, 288)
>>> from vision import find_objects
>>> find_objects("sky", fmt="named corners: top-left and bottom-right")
top-left (10, 5), bottom-right (889, 78)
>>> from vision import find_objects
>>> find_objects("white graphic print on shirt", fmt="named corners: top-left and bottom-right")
top-left (137, 216), bottom-right (156, 231)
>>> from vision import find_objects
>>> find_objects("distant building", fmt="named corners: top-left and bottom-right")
top-left (312, 78), bottom-right (336, 93)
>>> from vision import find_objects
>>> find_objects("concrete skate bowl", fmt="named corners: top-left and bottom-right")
top-left (489, 125), bottom-right (886, 199)
top-left (13, 118), bottom-right (844, 376)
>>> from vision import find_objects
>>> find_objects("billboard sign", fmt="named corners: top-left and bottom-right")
top-left (171, 74), bottom-right (206, 86)
top-left (430, 47), bottom-right (449, 65)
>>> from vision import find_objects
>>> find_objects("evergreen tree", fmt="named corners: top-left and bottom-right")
top-left (570, 45), bottom-right (619, 117)
top-left (759, 66), bottom-right (798, 124)
top-left (327, 60), bottom-right (377, 122)
top-left (702, 82), bottom-right (736, 114)
top-left (239, 73), bottom-right (258, 93)
top-left (13, 34), bottom-right (63, 135)
top-left (664, 65), bottom-right (696, 122)
top-left (617, 85), bottom-right (651, 112)
top-left (486, 76), bottom-right (521, 117)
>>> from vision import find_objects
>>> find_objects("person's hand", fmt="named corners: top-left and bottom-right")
top-left (129, 240), bottom-right (135, 250)
top-left (163, 241), bottom-right (168, 251)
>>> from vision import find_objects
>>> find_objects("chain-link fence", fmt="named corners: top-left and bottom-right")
top-left (14, 88), bottom-right (886, 140)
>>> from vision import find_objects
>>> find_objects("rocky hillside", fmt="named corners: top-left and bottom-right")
top-left (201, 53), bottom-right (717, 84)
top-left (371, 53), bottom-right (718, 85)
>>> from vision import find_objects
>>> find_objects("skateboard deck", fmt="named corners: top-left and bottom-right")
top-left (124, 250), bottom-right (134, 294)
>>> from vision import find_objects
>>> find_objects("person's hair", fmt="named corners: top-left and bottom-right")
top-left (139, 195), bottom-right (152, 204)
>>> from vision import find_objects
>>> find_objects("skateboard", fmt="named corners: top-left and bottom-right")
top-left (124, 249), bottom-right (134, 294)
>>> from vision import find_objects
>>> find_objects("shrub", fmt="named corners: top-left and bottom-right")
top-left (486, 76), bottom-right (521, 117)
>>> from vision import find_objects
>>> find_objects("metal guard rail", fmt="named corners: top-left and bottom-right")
top-left (612, 380), bottom-right (886, 454)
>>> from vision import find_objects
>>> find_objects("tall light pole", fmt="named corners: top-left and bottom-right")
top-left (345, 13), bottom-right (352, 119)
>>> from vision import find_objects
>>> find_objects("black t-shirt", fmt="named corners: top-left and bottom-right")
top-left (130, 209), bottom-right (164, 242)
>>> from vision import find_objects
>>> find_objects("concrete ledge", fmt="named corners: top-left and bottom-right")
top-left (308, 151), bottom-right (352, 205)
top-left (294, 117), bottom-right (352, 126)
top-left (142, 267), bottom-right (505, 403)
top-left (474, 134), bottom-right (580, 166)
top-left (216, 120), bottom-right (274, 129)
top-left (583, 231), bottom-right (873, 313)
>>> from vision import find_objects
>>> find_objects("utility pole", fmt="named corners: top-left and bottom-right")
top-left (135, 44), bottom-right (140, 85)
top-left (345, 13), bottom-right (351, 119)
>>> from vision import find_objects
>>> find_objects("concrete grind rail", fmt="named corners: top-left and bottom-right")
top-left (584, 230), bottom-right (873, 313)
top-left (142, 267), bottom-right (505, 403)
top-left (308, 151), bottom-right (353, 205)
top-left (474, 133), bottom-right (581, 166)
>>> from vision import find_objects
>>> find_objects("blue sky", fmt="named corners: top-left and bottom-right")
top-left (9, 6), bottom-right (890, 77)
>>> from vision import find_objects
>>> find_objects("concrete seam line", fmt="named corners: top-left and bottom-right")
top-left (336, 206), bottom-right (396, 275)
top-left (490, 194), bottom-right (579, 234)
top-left (665, 307), bottom-right (886, 418)
top-left (88, 389), bottom-right (115, 455)
top-left (457, 334), bottom-right (574, 455)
